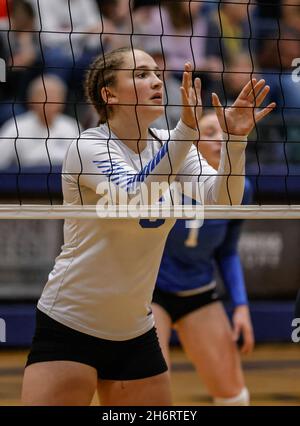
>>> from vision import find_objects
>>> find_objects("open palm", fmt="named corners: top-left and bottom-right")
top-left (212, 79), bottom-right (276, 136)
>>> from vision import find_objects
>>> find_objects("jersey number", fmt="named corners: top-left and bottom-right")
top-left (184, 220), bottom-right (202, 247)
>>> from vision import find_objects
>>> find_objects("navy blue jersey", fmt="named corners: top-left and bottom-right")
top-left (156, 179), bottom-right (253, 306)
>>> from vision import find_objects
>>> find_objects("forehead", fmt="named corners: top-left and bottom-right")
top-left (31, 81), bottom-right (65, 101)
top-left (200, 115), bottom-right (220, 129)
top-left (122, 49), bottom-right (158, 70)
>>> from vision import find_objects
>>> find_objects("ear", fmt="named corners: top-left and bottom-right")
top-left (100, 86), bottom-right (118, 105)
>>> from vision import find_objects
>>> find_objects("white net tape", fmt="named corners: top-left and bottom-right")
top-left (1, 204), bottom-right (300, 219)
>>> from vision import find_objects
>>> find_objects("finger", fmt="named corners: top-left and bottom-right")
top-left (241, 343), bottom-right (248, 354)
top-left (187, 70), bottom-right (193, 90)
top-left (183, 73), bottom-right (191, 103)
top-left (189, 86), bottom-right (197, 108)
top-left (184, 62), bottom-right (192, 87)
top-left (212, 92), bottom-right (223, 113)
top-left (181, 66), bottom-right (191, 93)
top-left (232, 322), bottom-right (241, 341)
top-left (241, 330), bottom-right (254, 354)
top-left (241, 338), bottom-right (250, 354)
top-left (184, 61), bottom-right (192, 71)
top-left (255, 102), bottom-right (276, 122)
top-left (182, 71), bottom-right (189, 93)
top-left (187, 70), bottom-right (192, 90)
top-left (212, 93), bottom-right (229, 133)
top-left (194, 78), bottom-right (202, 120)
top-left (180, 86), bottom-right (189, 106)
top-left (247, 79), bottom-right (266, 102)
top-left (194, 77), bottom-right (202, 105)
top-left (238, 78), bottom-right (257, 100)
top-left (254, 85), bottom-right (270, 107)
top-left (232, 328), bottom-right (239, 342)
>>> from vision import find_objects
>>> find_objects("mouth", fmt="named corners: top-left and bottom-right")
top-left (150, 93), bottom-right (163, 102)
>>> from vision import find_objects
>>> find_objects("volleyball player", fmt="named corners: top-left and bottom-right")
top-left (21, 47), bottom-right (275, 406)
top-left (153, 112), bottom-right (254, 406)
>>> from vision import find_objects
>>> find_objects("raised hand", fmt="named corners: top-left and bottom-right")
top-left (212, 79), bottom-right (276, 136)
top-left (180, 62), bottom-right (202, 130)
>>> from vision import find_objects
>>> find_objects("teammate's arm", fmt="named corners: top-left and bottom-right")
top-left (215, 220), bottom-right (254, 354)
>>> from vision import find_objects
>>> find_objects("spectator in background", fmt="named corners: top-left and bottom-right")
top-left (251, 0), bottom-right (300, 114)
top-left (0, 0), bottom-right (10, 20)
top-left (256, 26), bottom-right (300, 114)
top-left (0, 0), bottom-right (40, 126)
top-left (26, 0), bottom-right (110, 86)
top-left (133, 1), bottom-right (222, 77)
top-left (282, 0), bottom-right (300, 33)
top-left (256, 0), bottom-right (281, 20)
top-left (222, 54), bottom-right (253, 105)
top-left (206, 0), bottom-right (253, 67)
top-left (98, 0), bottom-right (134, 51)
top-left (0, 75), bottom-right (80, 170)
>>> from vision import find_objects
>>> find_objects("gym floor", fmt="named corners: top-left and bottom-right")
top-left (0, 343), bottom-right (299, 406)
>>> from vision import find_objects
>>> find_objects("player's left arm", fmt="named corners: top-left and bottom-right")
top-left (178, 79), bottom-right (275, 206)
top-left (215, 216), bottom-right (254, 354)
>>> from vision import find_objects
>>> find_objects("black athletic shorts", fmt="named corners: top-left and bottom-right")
top-left (152, 287), bottom-right (221, 323)
top-left (26, 309), bottom-right (168, 380)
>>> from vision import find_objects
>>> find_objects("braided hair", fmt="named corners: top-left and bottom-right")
top-left (85, 47), bottom-right (132, 124)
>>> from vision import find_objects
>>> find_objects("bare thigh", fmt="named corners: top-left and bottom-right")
top-left (97, 372), bottom-right (172, 406)
top-left (176, 302), bottom-right (245, 398)
top-left (22, 361), bottom-right (98, 406)
top-left (152, 303), bottom-right (173, 367)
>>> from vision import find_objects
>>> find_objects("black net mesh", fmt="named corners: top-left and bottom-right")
top-left (0, 0), bottom-right (299, 208)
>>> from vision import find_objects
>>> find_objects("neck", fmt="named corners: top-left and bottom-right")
top-left (211, 159), bottom-right (220, 170)
top-left (108, 116), bottom-right (149, 154)
top-left (36, 114), bottom-right (54, 128)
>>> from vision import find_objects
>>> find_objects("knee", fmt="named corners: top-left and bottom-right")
top-left (213, 387), bottom-right (250, 406)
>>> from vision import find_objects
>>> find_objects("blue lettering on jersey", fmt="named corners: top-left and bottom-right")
top-left (93, 141), bottom-right (169, 192)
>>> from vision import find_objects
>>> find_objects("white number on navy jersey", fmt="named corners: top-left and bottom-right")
top-left (184, 220), bottom-right (202, 247)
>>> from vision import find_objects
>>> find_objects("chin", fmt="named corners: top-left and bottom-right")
top-left (139, 105), bottom-right (164, 122)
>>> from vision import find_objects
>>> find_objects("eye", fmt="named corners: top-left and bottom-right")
top-left (136, 71), bottom-right (147, 79)
top-left (203, 127), bottom-right (216, 138)
top-left (155, 71), bottom-right (162, 79)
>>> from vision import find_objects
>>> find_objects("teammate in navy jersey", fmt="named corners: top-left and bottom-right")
top-left (153, 113), bottom-right (254, 405)
top-left (22, 47), bottom-right (274, 406)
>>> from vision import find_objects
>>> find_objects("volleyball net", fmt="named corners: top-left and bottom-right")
top-left (0, 0), bottom-right (299, 219)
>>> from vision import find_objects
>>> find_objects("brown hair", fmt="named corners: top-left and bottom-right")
top-left (85, 47), bottom-right (132, 124)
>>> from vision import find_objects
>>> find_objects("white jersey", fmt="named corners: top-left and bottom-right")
top-left (38, 120), bottom-right (247, 340)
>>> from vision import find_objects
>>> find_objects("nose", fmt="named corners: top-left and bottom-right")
top-left (151, 73), bottom-right (163, 89)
